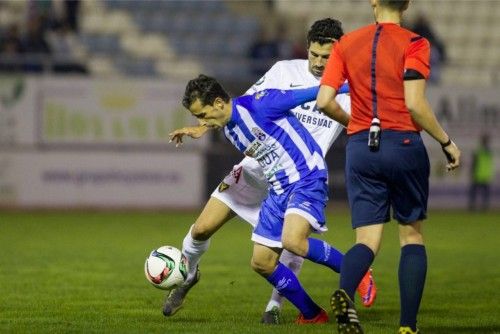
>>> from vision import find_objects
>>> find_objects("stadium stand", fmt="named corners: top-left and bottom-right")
top-left (100, 0), bottom-right (259, 78)
top-left (274, 0), bottom-right (500, 87)
top-left (0, 0), bottom-right (498, 86)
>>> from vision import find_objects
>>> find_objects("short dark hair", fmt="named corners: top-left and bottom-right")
top-left (307, 18), bottom-right (344, 46)
top-left (379, 0), bottom-right (410, 11)
top-left (182, 74), bottom-right (230, 109)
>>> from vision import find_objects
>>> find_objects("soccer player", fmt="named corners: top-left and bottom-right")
top-left (163, 19), bottom-right (376, 324)
top-left (317, 1), bottom-right (461, 333)
top-left (170, 74), bottom-right (350, 324)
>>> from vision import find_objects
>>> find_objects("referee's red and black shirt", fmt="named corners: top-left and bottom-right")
top-left (321, 22), bottom-right (430, 135)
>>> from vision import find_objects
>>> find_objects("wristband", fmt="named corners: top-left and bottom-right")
top-left (440, 138), bottom-right (452, 148)
top-left (440, 138), bottom-right (454, 163)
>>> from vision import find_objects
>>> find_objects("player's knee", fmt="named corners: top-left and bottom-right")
top-left (355, 237), bottom-right (380, 255)
top-left (281, 238), bottom-right (307, 257)
top-left (400, 231), bottom-right (424, 246)
top-left (250, 257), bottom-right (275, 276)
top-left (190, 221), bottom-right (215, 241)
top-left (399, 222), bottom-right (424, 246)
top-left (355, 225), bottom-right (384, 254)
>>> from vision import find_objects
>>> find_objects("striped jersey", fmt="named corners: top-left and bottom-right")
top-left (246, 59), bottom-right (350, 156)
top-left (223, 87), bottom-right (327, 194)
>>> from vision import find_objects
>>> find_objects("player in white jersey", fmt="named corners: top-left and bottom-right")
top-left (163, 19), bottom-right (376, 323)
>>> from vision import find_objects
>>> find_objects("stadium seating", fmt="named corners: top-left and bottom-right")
top-left (275, 0), bottom-right (500, 87)
top-left (0, 0), bottom-right (498, 85)
top-left (99, 0), bottom-right (259, 77)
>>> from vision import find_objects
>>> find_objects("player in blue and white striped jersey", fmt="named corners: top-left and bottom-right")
top-left (170, 74), bottom-right (348, 323)
top-left (164, 19), bottom-right (375, 324)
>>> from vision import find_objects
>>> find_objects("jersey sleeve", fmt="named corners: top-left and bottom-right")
top-left (321, 43), bottom-right (347, 91)
top-left (252, 87), bottom-right (319, 119)
top-left (337, 82), bottom-right (349, 94)
top-left (244, 62), bottom-right (283, 95)
top-left (404, 37), bottom-right (431, 79)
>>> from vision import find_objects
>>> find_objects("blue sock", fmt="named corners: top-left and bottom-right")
top-left (306, 238), bottom-right (343, 273)
top-left (339, 243), bottom-right (375, 300)
top-left (399, 244), bottom-right (427, 331)
top-left (267, 262), bottom-right (321, 319)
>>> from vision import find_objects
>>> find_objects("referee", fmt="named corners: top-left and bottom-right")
top-left (317, 1), bottom-right (460, 333)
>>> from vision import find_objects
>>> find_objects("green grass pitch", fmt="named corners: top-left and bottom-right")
top-left (1, 210), bottom-right (499, 333)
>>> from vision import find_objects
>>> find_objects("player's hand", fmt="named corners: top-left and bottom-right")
top-left (442, 141), bottom-right (461, 171)
top-left (169, 125), bottom-right (209, 147)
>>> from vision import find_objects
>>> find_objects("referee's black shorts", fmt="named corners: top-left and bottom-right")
top-left (346, 130), bottom-right (430, 228)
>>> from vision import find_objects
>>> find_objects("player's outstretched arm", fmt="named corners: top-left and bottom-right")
top-left (169, 125), bottom-right (209, 147)
top-left (317, 85), bottom-right (350, 127)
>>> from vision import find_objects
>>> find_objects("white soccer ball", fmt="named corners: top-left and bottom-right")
top-left (144, 246), bottom-right (188, 290)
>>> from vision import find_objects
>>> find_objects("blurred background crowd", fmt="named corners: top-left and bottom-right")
top-left (1, 0), bottom-right (499, 85)
top-left (0, 0), bottom-right (498, 210)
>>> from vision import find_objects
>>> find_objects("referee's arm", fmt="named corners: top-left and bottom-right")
top-left (317, 85), bottom-right (350, 127)
top-left (404, 78), bottom-right (461, 170)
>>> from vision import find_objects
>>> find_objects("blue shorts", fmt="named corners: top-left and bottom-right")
top-left (252, 177), bottom-right (328, 248)
top-left (346, 130), bottom-right (429, 228)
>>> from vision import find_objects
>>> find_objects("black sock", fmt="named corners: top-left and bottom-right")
top-left (339, 243), bottom-right (374, 301)
top-left (399, 244), bottom-right (427, 331)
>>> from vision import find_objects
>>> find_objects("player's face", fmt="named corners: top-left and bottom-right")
top-left (307, 41), bottom-right (334, 77)
top-left (189, 98), bottom-right (227, 129)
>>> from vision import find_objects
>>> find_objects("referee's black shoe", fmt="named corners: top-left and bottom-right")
top-left (331, 289), bottom-right (364, 334)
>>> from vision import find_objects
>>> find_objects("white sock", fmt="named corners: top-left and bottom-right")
top-left (265, 299), bottom-right (281, 312)
top-left (182, 225), bottom-right (210, 282)
top-left (264, 250), bottom-right (305, 312)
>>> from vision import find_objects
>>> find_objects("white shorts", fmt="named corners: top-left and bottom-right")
top-left (210, 157), bottom-right (269, 227)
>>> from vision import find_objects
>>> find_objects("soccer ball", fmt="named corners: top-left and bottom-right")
top-left (144, 246), bottom-right (188, 290)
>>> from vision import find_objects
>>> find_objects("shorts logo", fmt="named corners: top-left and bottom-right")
top-left (251, 127), bottom-right (266, 141)
top-left (232, 166), bottom-right (242, 183)
top-left (218, 182), bottom-right (230, 192)
top-left (299, 201), bottom-right (311, 209)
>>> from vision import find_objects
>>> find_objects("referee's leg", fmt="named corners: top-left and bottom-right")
top-left (398, 221), bottom-right (426, 332)
top-left (339, 224), bottom-right (383, 301)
